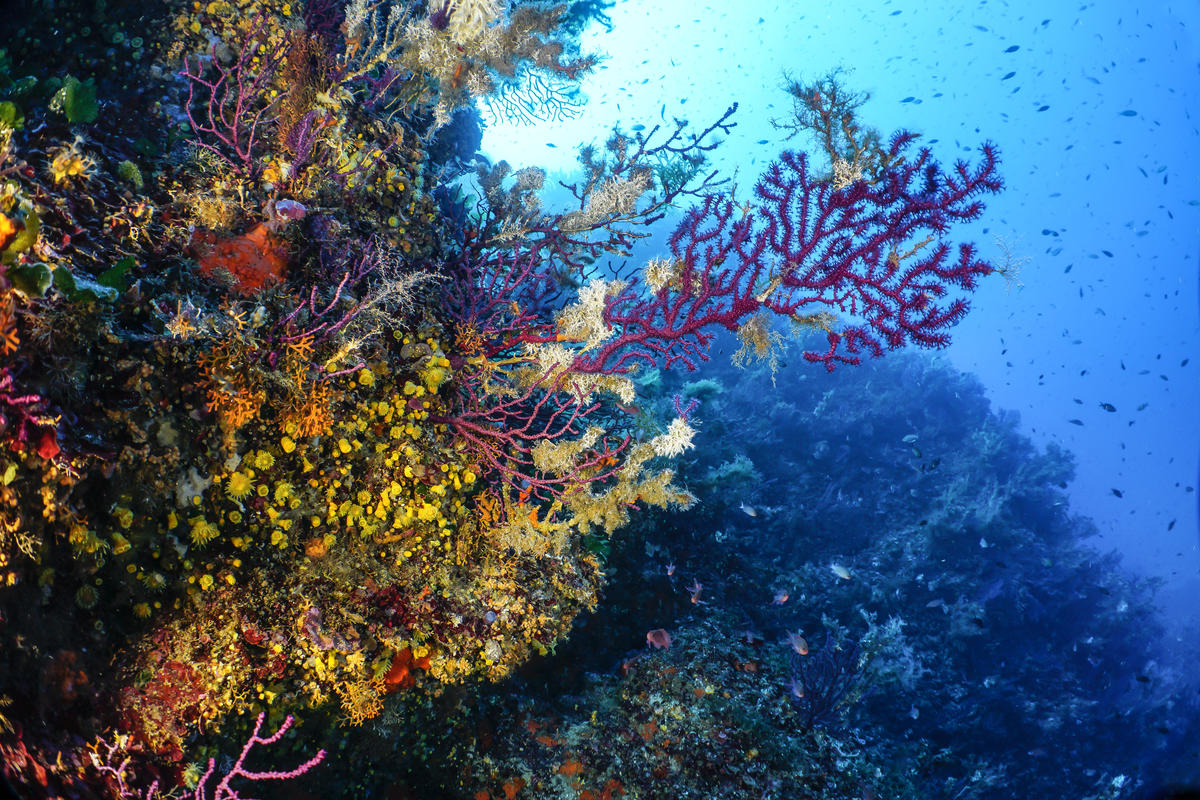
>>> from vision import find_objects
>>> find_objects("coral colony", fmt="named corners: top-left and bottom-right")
top-left (0, 0), bottom-right (1001, 796)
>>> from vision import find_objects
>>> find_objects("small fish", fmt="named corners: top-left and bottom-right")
top-left (1111, 488), bottom-right (1124, 498)
top-left (787, 632), bottom-right (809, 656)
top-left (979, 538), bottom-right (989, 548)
top-left (1068, 419), bottom-right (1084, 426)
top-left (1099, 402), bottom-right (1116, 412)
top-left (665, 562), bottom-right (675, 577)
top-left (1167, 519), bottom-right (1176, 531)
top-left (739, 502), bottom-right (759, 518)
top-left (771, 589), bottom-right (789, 605)
top-left (1135, 674), bottom-right (1150, 683)
top-left (902, 434), bottom-right (919, 443)
top-left (686, 579), bottom-right (703, 604)
top-left (830, 564), bottom-right (851, 581)
top-left (1004, 45), bottom-right (1020, 53)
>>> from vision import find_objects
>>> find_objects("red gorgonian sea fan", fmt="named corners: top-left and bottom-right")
top-left (570, 131), bottom-right (1003, 376)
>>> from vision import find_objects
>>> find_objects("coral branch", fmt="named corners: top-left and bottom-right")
top-left (180, 18), bottom-right (290, 175)
top-left (789, 635), bottom-right (864, 728)
top-left (89, 713), bottom-right (324, 799)
top-left (569, 133), bottom-right (1001, 375)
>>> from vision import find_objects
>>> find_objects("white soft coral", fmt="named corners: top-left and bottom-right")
top-left (447, 0), bottom-right (506, 44)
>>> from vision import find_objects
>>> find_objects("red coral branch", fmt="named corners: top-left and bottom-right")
top-left (446, 368), bottom-right (630, 504)
top-left (437, 116), bottom-right (1001, 504)
top-left (571, 134), bottom-right (1002, 375)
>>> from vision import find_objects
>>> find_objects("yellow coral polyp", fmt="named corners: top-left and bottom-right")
top-left (225, 471), bottom-right (254, 500)
top-left (69, 525), bottom-right (107, 556)
top-left (113, 506), bottom-right (134, 529)
top-left (281, 436), bottom-right (296, 453)
top-left (49, 147), bottom-right (95, 185)
top-left (189, 517), bottom-right (220, 546)
top-left (75, 584), bottom-right (99, 609)
top-left (422, 365), bottom-right (447, 390)
top-left (110, 532), bottom-right (132, 555)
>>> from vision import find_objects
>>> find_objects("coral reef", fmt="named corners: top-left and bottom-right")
top-left (16, 2), bottom-right (1177, 800)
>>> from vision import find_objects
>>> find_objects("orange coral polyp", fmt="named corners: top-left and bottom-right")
top-left (190, 223), bottom-right (289, 295)
top-left (0, 213), bottom-right (17, 251)
top-left (383, 646), bottom-right (432, 692)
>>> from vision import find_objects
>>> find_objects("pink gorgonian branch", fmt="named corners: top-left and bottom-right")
top-left (91, 713), bottom-right (324, 800)
top-left (180, 17), bottom-right (289, 176)
top-left (189, 712), bottom-right (325, 800)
